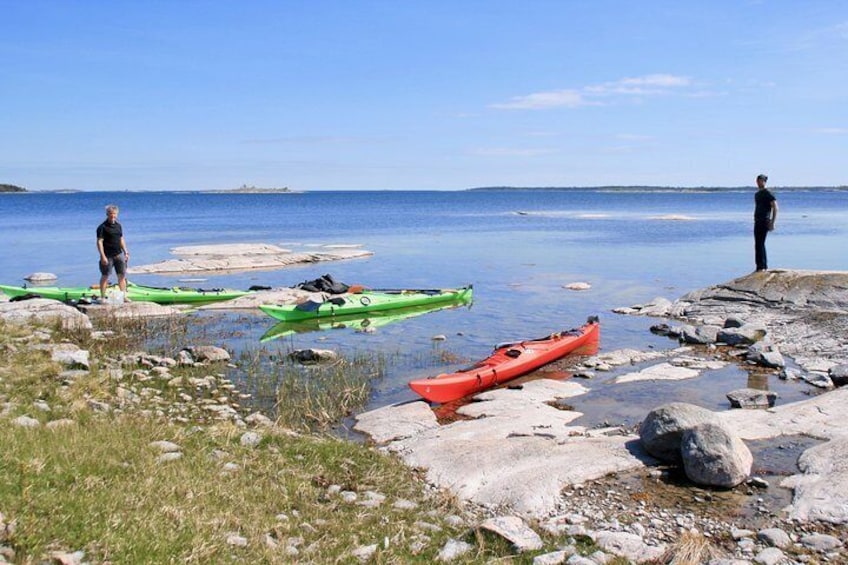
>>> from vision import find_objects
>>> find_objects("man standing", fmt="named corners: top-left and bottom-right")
top-left (753, 174), bottom-right (778, 272)
top-left (96, 204), bottom-right (130, 301)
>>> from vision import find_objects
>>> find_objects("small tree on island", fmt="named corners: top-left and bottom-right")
top-left (0, 184), bottom-right (26, 193)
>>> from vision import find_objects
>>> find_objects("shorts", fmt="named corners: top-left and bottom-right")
top-left (99, 254), bottom-right (127, 277)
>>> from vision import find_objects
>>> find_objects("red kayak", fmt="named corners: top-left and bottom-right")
top-left (409, 316), bottom-right (600, 403)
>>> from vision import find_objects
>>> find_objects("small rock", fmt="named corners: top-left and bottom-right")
top-left (239, 431), bottom-right (262, 447)
top-left (149, 440), bottom-right (182, 453)
top-left (437, 539), bottom-right (473, 562)
top-left (350, 543), bottom-right (377, 562)
top-left (24, 272), bottom-right (58, 282)
top-left (12, 415), bottom-right (40, 428)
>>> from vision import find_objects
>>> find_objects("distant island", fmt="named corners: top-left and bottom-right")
top-left (467, 185), bottom-right (848, 192)
top-left (0, 183), bottom-right (26, 193)
top-left (207, 184), bottom-right (293, 194)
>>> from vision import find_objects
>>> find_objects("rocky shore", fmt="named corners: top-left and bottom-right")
top-left (355, 269), bottom-right (848, 564)
top-left (3, 269), bottom-right (847, 563)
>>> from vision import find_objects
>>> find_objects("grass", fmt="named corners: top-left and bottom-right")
top-left (0, 317), bottom-right (620, 564)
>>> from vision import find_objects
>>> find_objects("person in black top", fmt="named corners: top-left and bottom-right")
top-left (96, 204), bottom-right (130, 301)
top-left (753, 174), bottom-right (778, 271)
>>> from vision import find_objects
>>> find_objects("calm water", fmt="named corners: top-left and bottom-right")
top-left (2, 189), bottom-right (846, 426)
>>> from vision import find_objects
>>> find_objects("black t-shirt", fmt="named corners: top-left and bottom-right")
top-left (754, 189), bottom-right (776, 221)
top-left (97, 220), bottom-right (124, 257)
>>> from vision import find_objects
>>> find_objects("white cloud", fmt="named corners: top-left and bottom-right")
top-left (813, 127), bottom-right (848, 135)
top-left (490, 89), bottom-right (591, 110)
top-left (491, 73), bottom-right (693, 110)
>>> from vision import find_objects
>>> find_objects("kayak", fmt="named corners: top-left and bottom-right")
top-left (259, 300), bottom-right (472, 342)
top-left (408, 316), bottom-right (600, 403)
top-left (258, 285), bottom-right (473, 322)
top-left (0, 281), bottom-right (251, 305)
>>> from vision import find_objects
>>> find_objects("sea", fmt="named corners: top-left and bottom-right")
top-left (2, 188), bottom-right (846, 429)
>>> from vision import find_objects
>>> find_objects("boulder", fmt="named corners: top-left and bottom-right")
top-left (727, 388), bottom-right (778, 409)
top-left (829, 364), bottom-right (848, 387)
top-left (717, 324), bottom-right (767, 346)
top-left (289, 348), bottom-right (338, 365)
top-left (681, 422), bottom-right (753, 487)
top-left (24, 272), bottom-right (58, 282)
top-left (681, 324), bottom-right (720, 345)
top-left (639, 402), bottom-right (721, 463)
top-left (187, 345), bottom-right (231, 363)
top-left (0, 298), bottom-right (91, 331)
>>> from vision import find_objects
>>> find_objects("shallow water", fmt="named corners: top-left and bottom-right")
top-left (2, 189), bottom-right (846, 428)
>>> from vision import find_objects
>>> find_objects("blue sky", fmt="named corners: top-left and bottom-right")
top-left (2, 1), bottom-right (846, 190)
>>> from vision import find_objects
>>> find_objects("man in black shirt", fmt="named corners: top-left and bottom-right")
top-left (753, 174), bottom-right (778, 271)
top-left (96, 204), bottom-right (130, 301)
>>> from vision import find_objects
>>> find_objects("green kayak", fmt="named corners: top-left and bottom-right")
top-left (0, 281), bottom-right (251, 305)
top-left (260, 300), bottom-right (472, 342)
top-left (258, 285), bottom-right (473, 322)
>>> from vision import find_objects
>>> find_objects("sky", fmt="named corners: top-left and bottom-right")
top-left (1, 1), bottom-right (846, 191)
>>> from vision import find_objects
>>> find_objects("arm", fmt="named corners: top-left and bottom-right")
top-left (120, 236), bottom-right (130, 261)
top-left (769, 201), bottom-right (778, 230)
top-left (97, 238), bottom-right (107, 263)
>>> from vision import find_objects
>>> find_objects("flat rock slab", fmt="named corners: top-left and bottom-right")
top-left (615, 362), bottom-right (700, 383)
top-left (128, 242), bottom-right (374, 275)
top-left (357, 379), bottom-right (654, 516)
top-left (79, 302), bottom-right (184, 318)
top-left (353, 401), bottom-right (439, 444)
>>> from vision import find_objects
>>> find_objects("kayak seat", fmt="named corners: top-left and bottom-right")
top-left (505, 349), bottom-right (522, 358)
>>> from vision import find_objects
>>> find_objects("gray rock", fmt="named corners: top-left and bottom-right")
top-left (723, 316), bottom-right (745, 328)
top-left (187, 345), bottom-right (230, 363)
top-left (239, 431), bottom-right (262, 447)
top-left (717, 324), bottom-right (767, 346)
top-left (129, 242), bottom-right (374, 275)
top-left (799, 372), bottom-right (834, 389)
top-left (727, 388), bottom-right (778, 409)
top-left (437, 539), bottom-right (473, 561)
top-left (591, 530), bottom-right (666, 563)
top-left (681, 422), bottom-right (753, 487)
top-left (681, 324), bottom-right (721, 344)
top-left (12, 415), bottom-right (40, 428)
top-left (289, 348), bottom-right (338, 365)
top-left (533, 549), bottom-right (574, 564)
top-left (350, 543), bottom-right (377, 562)
top-left (24, 272), bottom-right (57, 282)
top-left (0, 298), bottom-right (91, 330)
top-left (753, 547), bottom-right (785, 565)
top-left (799, 532), bottom-right (843, 552)
top-left (51, 347), bottom-right (90, 370)
top-left (479, 516), bottom-right (543, 552)
top-left (156, 452), bottom-right (183, 464)
top-left (149, 440), bottom-right (181, 453)
top-left (829, 364), bottom-right (848, 387)
top-left (354, 401), bottom-right (439, 444)
top-left (639, 402), bottom-right (721, 463)
top-left (756, 528), bottom-right (791, 548)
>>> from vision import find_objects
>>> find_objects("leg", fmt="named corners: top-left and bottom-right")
top-left (99, 258), bottom-right (112, 298)
top-left (114, 256), bottom-right (128, 295)
top-left (754, 223), bottom-right (768, 270)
